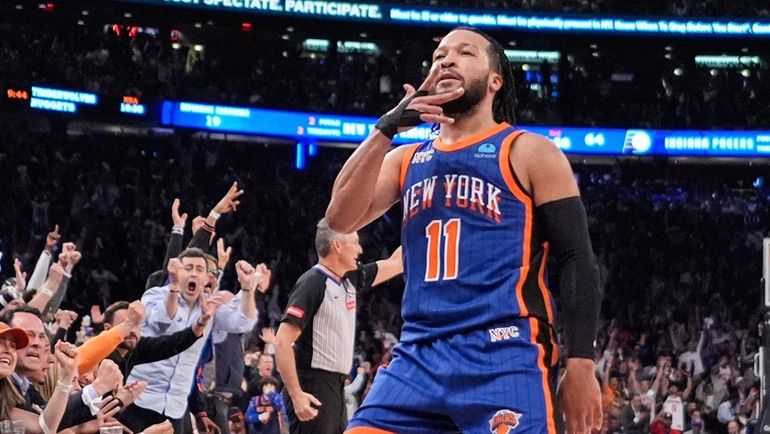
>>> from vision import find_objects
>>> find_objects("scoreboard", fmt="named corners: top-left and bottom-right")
top-left (5, 84), bottom-right (770, 158)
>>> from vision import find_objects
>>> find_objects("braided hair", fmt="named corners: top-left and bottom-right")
top-left (452, 26), bottom-right (517, 125)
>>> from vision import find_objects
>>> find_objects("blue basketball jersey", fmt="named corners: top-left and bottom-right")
top-left (398, 123), bottom-right (556, 343)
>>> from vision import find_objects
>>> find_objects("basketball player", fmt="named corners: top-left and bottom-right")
top-left (326, 27), bottom-right (603, 434)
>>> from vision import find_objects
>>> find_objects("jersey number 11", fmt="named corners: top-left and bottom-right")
top-left (424, 219), bottom-right (461, 282)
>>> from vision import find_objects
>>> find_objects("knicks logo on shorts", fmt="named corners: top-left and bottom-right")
top-left (488, 326), bottom-right (519, 343)
top-left (489, 410), bottom-right (522, 434)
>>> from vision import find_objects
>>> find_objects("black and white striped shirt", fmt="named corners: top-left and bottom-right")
top-left (281, 263), bottom-right (377, 374)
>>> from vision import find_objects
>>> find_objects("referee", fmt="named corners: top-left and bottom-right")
top-left (275, 218), bottom-right (402, 434)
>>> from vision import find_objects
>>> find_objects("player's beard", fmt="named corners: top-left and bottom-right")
top-left (438, 74), bottom-right (488, 120)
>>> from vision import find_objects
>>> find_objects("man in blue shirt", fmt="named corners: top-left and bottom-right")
top-left (122, 248), bottom-right (264, 432)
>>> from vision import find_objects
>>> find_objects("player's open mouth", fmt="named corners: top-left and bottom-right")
top-left (186, 282), bottom-right (197, 293)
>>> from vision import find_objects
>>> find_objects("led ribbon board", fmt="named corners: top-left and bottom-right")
top-left (160, 101), bottom-right (434, 145)
top-left (29, 86), bottom-right (98, 114)
top-left (111, 0), bottom-right (770, 37)
top-left (161, 101), bottom-right (770, 157)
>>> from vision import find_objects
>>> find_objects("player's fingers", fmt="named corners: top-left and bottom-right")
top-left (417, 63), bottom-right (441, 91)
top-left (419, 113), bottom-right (455, 125)
top-left (592, 403), bottom-right (603, 431)
top-left (308, 394), bottom-right (322, 407)
top-left (407, 103), bottom-right (444, 115)
top-left (402, 84), bottom-right (416, 98)
top-left (567, 408), bottom-right (587, 434)
top-left (414, 87), bottom-right (464, 105)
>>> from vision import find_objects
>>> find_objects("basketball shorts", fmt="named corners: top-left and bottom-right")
top-left (347, 317), bottom-right (558, 434)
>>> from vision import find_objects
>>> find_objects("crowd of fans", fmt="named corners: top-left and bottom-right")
top-left (0, 1), bottom-right (769, 433)
top-left (0, 112), bottom-right (767, 433)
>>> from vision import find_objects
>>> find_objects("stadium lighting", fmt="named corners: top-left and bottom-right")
top-left (504, 50), bottom-right (560, 63)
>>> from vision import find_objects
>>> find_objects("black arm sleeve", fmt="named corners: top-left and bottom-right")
top-left (163, 232), bottom-right (184, 270)
top-left (537, 196), bottom-right (601, 359)
top-left (42, 275), bottom-right (71, 317)
top-left (131, 327), bottom-right (202, 367)
top-left (188, 228), bottom-right (212, 250)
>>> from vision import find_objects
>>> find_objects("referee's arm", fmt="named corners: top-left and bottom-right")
top-left (372, 245), bottom-right (403, 286)
top-left (275, 322), bottom-right (321, 421)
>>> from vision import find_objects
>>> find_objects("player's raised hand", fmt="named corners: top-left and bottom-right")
top-left (375, 65), bottom-right (464, 139)
top-left (557, 358), bottom-right (603, 434)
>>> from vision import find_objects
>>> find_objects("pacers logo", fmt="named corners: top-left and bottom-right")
top-left (489, 410), bottom-right (522, 434)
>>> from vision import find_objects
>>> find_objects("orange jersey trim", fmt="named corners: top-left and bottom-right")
top-left (498, 130), bottom-right (530, 202)
top-left (538, 242), bottom-right (555, 324)
top-left (530, 318), bottom-right (558, 434)
top-left (500, 130), bottom-right (532, 317)
top-left (346, 427), bottom-right (397, 434)
top-left (399, 144), bottom-right (421, 192)
top-left (433, 122), bottom-right (510, 152)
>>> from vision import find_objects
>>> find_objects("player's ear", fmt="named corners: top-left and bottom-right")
top-left (489, 72), bottom-right (503, 93)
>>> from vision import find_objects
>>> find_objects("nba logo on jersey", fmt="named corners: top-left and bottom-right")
top-left (489, 409), bottom-right (522, 433)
